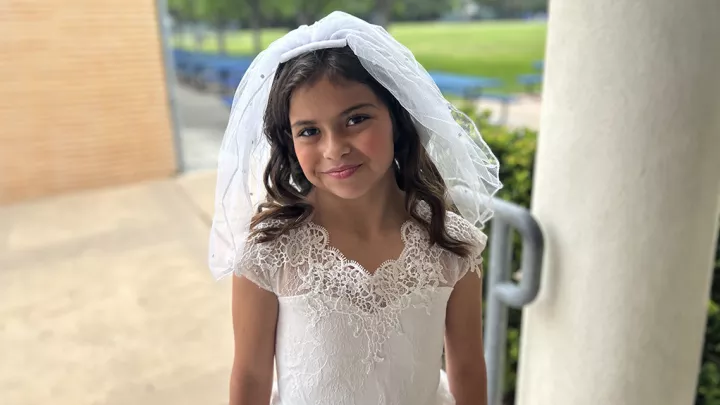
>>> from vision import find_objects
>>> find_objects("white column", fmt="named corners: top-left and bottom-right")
top-left (516, 1), bottom-right (720, 405)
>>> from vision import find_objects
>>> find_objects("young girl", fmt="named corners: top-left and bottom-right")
top-left (208, 11), bottom-right (501, 405)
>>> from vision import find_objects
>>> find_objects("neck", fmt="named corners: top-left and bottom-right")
top-left (309, 171), bottom-right (407, 238)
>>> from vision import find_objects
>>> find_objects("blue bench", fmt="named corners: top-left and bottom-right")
top-left (172, 49), bottom-right (194, 79)
top-left (172, 50), bottom-right (253, 91)
top-left (219, 69), bottom-right (248, 92)
top-left (201, 57), bottom-right (252, 89)
top-left (517, 74), bottom-right (543, 93)
top-left (175, 52), bottom-right (216, 86)
top-left (428, 72), bottom-right (517, 124)
top-left (429, 71), bottom-right (502, 99)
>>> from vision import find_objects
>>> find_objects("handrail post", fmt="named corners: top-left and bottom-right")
top-left (485, 219), bottom-right (514, 405)
top-left (483, 198), bottom-right (545, 405)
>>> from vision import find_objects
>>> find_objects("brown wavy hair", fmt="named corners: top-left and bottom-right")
top-left (250, 46), bottom-right (471, 257)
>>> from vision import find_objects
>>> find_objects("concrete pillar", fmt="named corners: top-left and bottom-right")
top-left (516, 1), bottom-right (720, 405)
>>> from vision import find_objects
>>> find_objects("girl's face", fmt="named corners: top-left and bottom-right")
top-left (288, 76), bottom-right (395, 200)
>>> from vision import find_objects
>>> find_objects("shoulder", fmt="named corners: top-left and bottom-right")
top-left (412, 201), bottom-right (488, 258)
top-left (445, 211), bottom-right (488, 258)
top-left (236, 218), bottom-right (299, 292)
top-left (242, 218), bottom-right (295, 260)
top-left (241, 218), bottom-right (321, 265)
top-left (441, 211), bottom-right (488, 282)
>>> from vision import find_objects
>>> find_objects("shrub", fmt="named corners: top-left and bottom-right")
top-left (698, 255), bottom-right (720, 405)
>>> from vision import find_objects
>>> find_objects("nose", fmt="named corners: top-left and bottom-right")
top-left (321, 130), bottom-right (350, 161)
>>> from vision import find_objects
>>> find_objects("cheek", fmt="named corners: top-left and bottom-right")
top-left (356, 128), bottom-right (394, 162)
top-left (293, 144), bottom-right (317, 175)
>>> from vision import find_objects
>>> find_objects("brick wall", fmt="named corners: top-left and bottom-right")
top-left (0, 0), bottom-right (177, 205)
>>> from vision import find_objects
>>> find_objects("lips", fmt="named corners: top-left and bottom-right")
top-left (323, 164), bottom-right (361, 179)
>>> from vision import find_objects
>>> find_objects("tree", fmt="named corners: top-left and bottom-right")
top-left (245, 0), bottom-right (263, 54)
top-left (371, 0), bottom-right (395, 27)
top-left (167, 0), bottom-right (192, 22)
top-left (473, 0), bottom-right (547, 18)
top-left (197, 0), bottom-right (245, 53)
top-left (393, 0), bottom-right (454, 21)
top-left (201, 0), bottom-right (268, 55)
top-left (167, 0), bottom-right (198, 48)
top-left (289, 0), bottom-right (338, 26)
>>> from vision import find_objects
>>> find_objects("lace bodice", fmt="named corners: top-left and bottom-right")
top-left (237, 209), bottom-right (487, 405)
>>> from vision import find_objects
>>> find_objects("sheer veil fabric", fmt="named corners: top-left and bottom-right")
top-left (208, 11), bottom-right (501, 280)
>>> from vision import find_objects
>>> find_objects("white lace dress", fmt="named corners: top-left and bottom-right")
top-left (237, 210), bottom-right (487, 405)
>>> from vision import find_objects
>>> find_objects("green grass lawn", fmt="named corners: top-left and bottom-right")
top-left (175, 20), bottom-right (546, 93)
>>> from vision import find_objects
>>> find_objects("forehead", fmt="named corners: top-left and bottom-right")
top-left (289, 76), bottom-right (380, 119)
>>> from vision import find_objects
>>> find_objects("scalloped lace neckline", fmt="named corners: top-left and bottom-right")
top-left (306, 219), bottom-right (415, 277)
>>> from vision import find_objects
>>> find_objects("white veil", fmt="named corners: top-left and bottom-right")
top-left (209, 11), bottom-right (502, 280)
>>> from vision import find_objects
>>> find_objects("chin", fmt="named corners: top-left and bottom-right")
top-left (318, 183), bottom-right (373, 200)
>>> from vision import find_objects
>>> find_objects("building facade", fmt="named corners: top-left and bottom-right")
top-left (0, 0), bottom-right (177, 205)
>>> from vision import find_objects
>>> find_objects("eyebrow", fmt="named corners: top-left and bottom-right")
top-left (291, 102), bottom-right (377, 128)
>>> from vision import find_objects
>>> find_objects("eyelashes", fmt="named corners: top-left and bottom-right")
top-left (295, 114), bottom-right (371, 138)
top-left (297, 127), bottom-right (320, 138)
top-left (347, 114), bottom-right (369, 126)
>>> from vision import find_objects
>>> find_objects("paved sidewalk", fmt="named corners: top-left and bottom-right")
top-left (0, 171), bottom-right (232, 405)
top-left (175, 83), bottom-right (228, 172)
top-left (476, 94), bottom-right (542, 130)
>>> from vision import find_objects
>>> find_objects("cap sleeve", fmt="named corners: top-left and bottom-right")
top-left (235, 232), bottom-right (283, 294)
top-left (462, 225), bottom-right (488, 279)
top-left (446, 212), bottom-right (489, 282)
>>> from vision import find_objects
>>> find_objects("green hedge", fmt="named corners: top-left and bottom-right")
top-left (699, 256), bottom-right (720, 405)
top-left (462, 106), bottom-right (720, 405)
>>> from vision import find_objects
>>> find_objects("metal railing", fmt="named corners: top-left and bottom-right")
top-left (484, 198), bottom-right (544, 405)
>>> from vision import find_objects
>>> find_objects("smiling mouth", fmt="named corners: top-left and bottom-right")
top-left (323, 164), bottom-right (362, 179)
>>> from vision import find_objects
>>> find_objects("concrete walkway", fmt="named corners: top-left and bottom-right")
top-left (175, 84), bottom-right (228, 172)
top-left (0, 171), bottom-right (233, 405)
top-left (476, 94), bottom-right (542, 130)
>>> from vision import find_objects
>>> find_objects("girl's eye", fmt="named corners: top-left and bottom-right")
top-left (298, 128), bottom-right (319, 138)
top-left (348, 115), bottom-right (369, 126)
